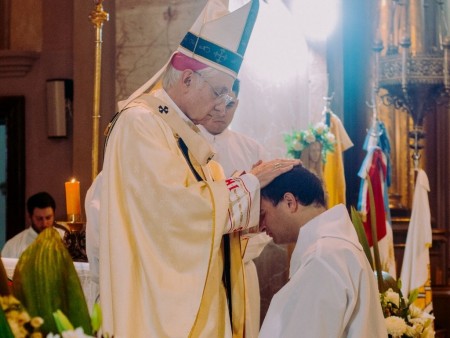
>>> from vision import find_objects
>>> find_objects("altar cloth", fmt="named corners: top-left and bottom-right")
top-left (1, 257), bottom-right (97, 313)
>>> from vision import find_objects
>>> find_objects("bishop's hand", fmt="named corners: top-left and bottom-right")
top-left (250, 159), bottom-right (301, 188)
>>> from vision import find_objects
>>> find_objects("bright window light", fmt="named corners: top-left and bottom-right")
top-left (238, 0), bottom-right (308, 84)
top-left (291, 0), bottom-right (340, 41)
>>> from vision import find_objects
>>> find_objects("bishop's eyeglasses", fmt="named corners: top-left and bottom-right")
top-left (194, 72), bottom-right (234, 107)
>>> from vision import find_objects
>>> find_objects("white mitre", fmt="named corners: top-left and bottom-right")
top-left (117, 0), bottom-right (259, 111)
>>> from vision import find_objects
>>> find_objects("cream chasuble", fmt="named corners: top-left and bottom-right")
top-left (97, 89), bottom-right (257, 338)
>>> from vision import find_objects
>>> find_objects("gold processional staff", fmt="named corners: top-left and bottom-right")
top-left (89, 0), bottom-right (109, 181)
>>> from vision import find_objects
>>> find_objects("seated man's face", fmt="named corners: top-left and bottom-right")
top-left (30, 207), bottom-right (55, 233)
top-left (199, 92), bottom-right (238, 135)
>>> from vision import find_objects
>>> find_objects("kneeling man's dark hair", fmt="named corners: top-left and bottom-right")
top-left (261, 165), bottom-right (325, 207)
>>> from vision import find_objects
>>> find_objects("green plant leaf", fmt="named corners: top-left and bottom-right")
top-left (0, 257), bottom-right (11, 296)
top-left (351, 206), bottom-right (374, 268)
top-left (367, 178), bottom-right (384, 292)
top-left (408, 288), bottom-right (419, 305)
top-left (0, 306), bottom-right (14, 338)
top-left (91, 302), bottom-right (102, 333)
top-left (53, 309), bottom-right (74, 333)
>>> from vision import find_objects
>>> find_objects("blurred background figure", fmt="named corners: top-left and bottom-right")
top-left (300, 141), bottom-right (323, 180)
top-left (2, 192), bottom-right (57, 258)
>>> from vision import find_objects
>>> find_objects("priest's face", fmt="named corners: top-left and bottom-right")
top-left (184, 70), bottom-right (234, 124)
top-left (259, 196), bottom-right (297, 244)
top-left (199, 92), bottom-right (238, 135)
top-left (30, 206), bottom-right (55, 233)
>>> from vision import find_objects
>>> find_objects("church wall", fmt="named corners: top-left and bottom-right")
top-left (0, 0), bottom-right (73, 221)
top-left (0, 0), bottom-right (116, 221)
top-left (114, 0), bottom-right (207, 101)
top-left (10, 0), bottom-right (42, 51)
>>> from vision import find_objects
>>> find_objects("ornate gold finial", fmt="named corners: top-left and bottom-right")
top-left (89, 1), bottom-right (109, 181)
top-left (89, 1), bottom-right (109, 28)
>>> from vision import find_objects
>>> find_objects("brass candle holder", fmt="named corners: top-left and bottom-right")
top-left (56, 214), bottom-right (88, 262)
top-left (67, 212), bottom-right (82, 224)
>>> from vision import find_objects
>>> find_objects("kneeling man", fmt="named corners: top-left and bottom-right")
top-left (258, 165), bottom-right (387, 338)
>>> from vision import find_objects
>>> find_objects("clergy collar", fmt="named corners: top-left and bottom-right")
top-left (153, 88), bottom-right (196, 127)
top-left (197, 124), bottom-right (232, 142)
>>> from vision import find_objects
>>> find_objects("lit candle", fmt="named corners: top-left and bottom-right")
top-left (65, 178), bottom-right (81, 219)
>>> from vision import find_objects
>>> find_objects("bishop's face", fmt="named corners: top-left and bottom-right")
top-left (184, 70), bottom-right (234, 124)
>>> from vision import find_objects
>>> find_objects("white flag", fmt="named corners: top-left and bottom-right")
top-left (400, 169), bottom-right (433, 312)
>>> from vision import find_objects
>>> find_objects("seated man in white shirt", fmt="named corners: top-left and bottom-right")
top-left (258, 165), bottom-right (387, 338)
top-left (2, 192), bottom-right (58, 258)
top-left (198, 79), bottom-right (273, 338)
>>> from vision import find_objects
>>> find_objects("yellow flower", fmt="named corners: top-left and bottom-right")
top-left (404, 324), bottom-right (420, 337)
top-left (421, 324), bottom-right (436, 338)
top-left (1, 295), bottom-right (44, 337)
top-left (325, 132), bottom-right (336, 144)
top-left (292, 140), bottom-right (304, 151)
top-left (30, 316), bottom-right (45, 328)
top-left (314, 122), bottom-right (326, 135)
top-left (304, 130), bottom-right (316, 143)
top-left (385, 288), bottom-right (400, 307)
top-left (386, 316), bottom-right (407, 337)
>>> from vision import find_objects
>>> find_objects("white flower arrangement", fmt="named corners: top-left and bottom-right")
top-left (46, 327), bottom-right (93, 338)
top-left (381, 287), bottom-right (435, 338)
top-left (0, 294), bottom-right (44, 337)
top-left (284, 122), bottom-right (336, 161)
top-left (350, 207), bottom-right (435, 338)
top-left (0, 296), bottom-right (103, 338)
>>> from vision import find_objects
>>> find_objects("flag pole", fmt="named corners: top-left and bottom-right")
top-left (89, 1), bottom-right (109, 181)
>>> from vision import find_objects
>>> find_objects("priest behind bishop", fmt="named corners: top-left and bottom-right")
top-left (198, 78), bottom-right (273, 338)
top-left (84, 0), bottom-right (299, 337)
